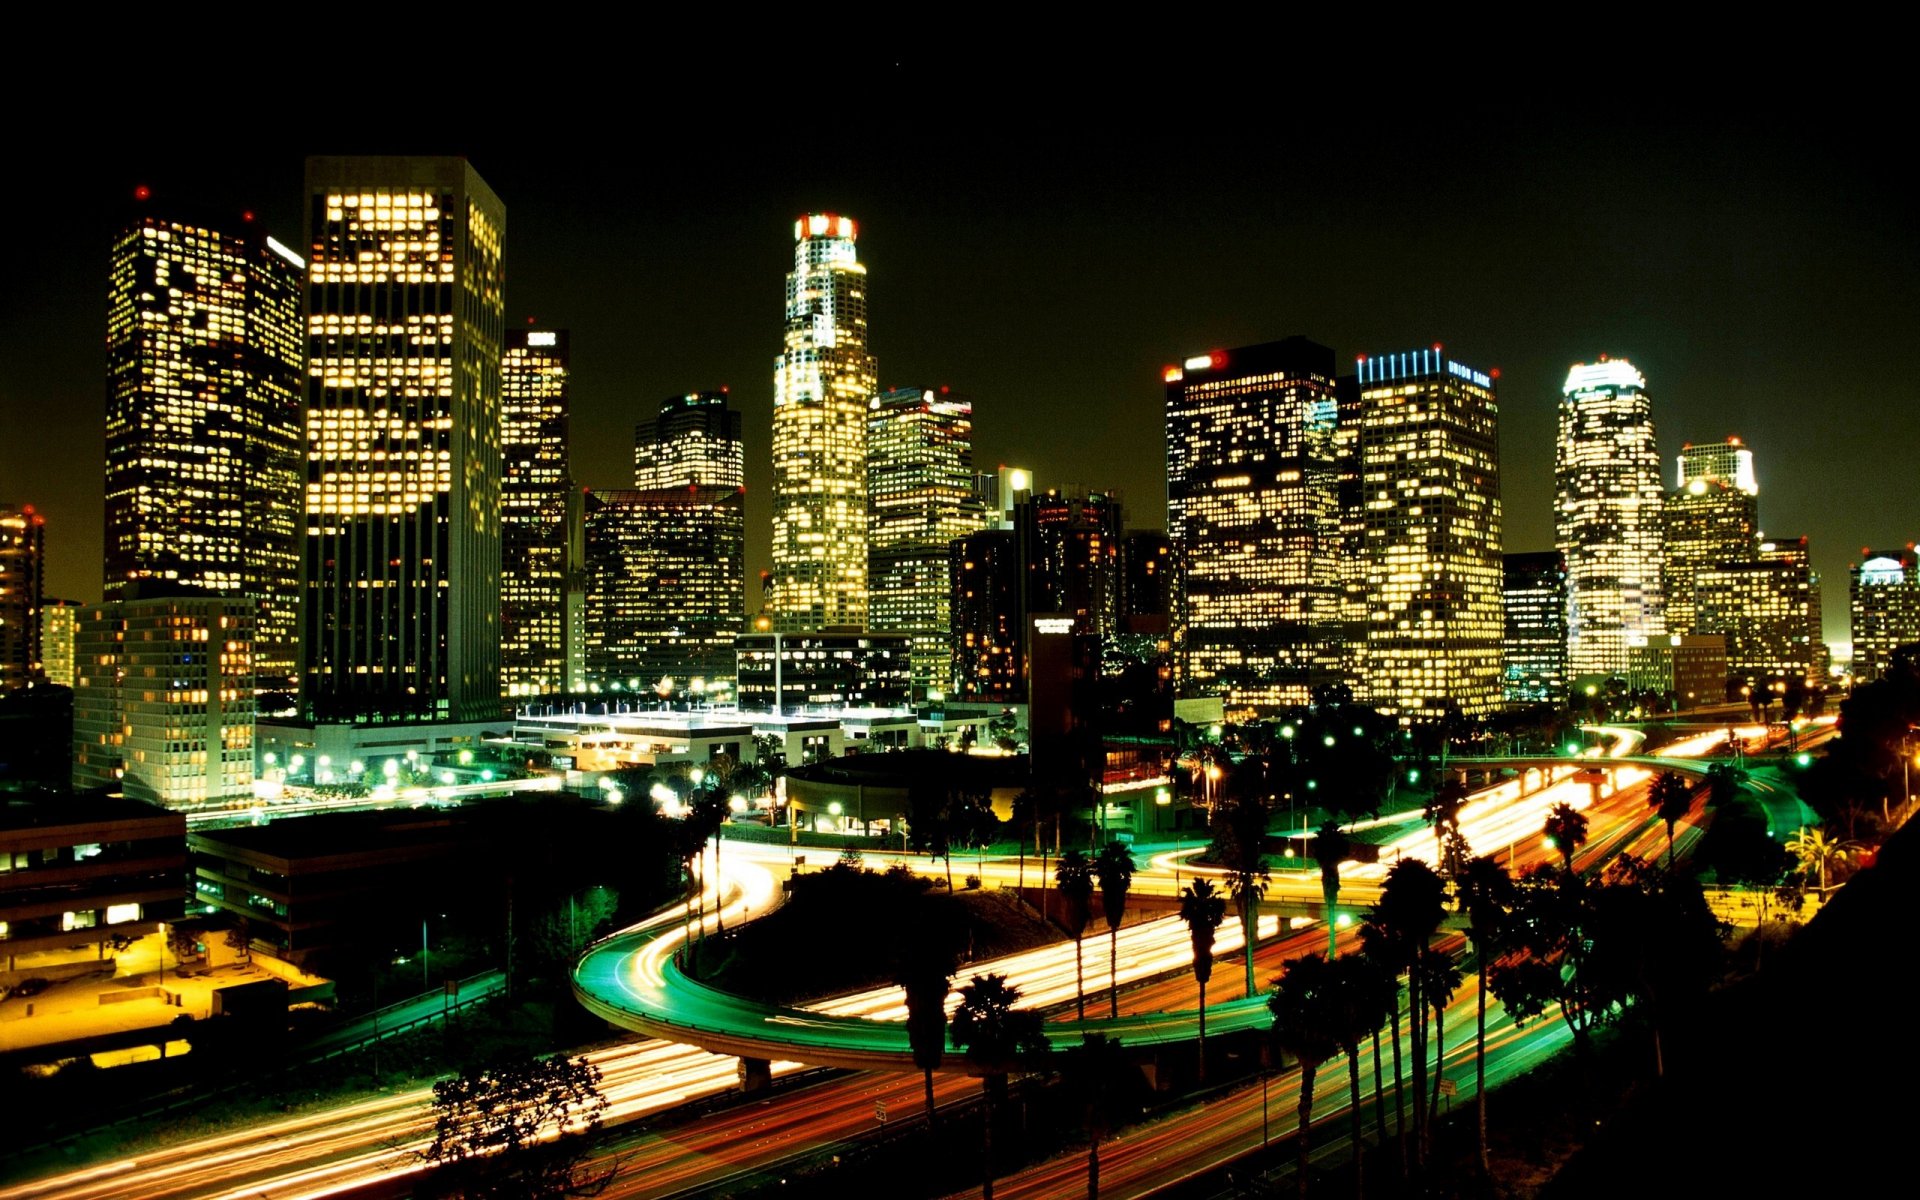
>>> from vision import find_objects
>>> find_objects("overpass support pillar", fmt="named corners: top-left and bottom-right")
top-left (737, 1056), bottom-right (773, 1092)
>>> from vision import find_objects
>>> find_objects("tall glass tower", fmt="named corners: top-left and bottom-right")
top-left (867, 386), bottom-right (984, 696)
top-left (1351, 347), bottom-right (1504, 721)
top-left (500, 328), bottom-right (573, 699)
top-left (1556, 358), bottom-right (1665, 678)
top-left (300, 157), bottom-right (506, 723)
top-left (1166, 337), bottom-right (1341, 716)
top-left (105, 201), bottom-right (304, 689)
top-left (770, 214), bottom-right (876, 632)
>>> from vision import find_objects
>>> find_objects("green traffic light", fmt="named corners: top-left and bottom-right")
top-left (1795, 753), bottom-right (1813, 768)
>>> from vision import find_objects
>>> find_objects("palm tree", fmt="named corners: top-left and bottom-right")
top-left (1414, 947), bottom-right (1463, 1161)
top-left (1094, 841), bottom-right (1136, 1019)
top-left (1212, 787), bottom-right (1272, 997)
top-left (951, 974), bottom-right (1050, 1200)
top-left (1179, 879), bottom-right (1227, 1081)
top-left (1543, 800), bottom-right (1588, 874)
top-left (1055, 849), bottom-right (1095, 1020)
top-left (894, 935), bottom-right (957, 1131)
top-left (1316, 821), bottom-right (1353, 960)
top-left (1357, 919), bottom-right (1407, 1164)
top-left (1269, 954), bottom-right (1342, 1200)
top-left (1457, 854), bottom-right (1513, 1175)
top-left (1424, 777), bottom-right (1472, 884)
top-left (1648, 771), bottom-right (1695, 867)
top-left (1330, 954), bottom-right (1390, 1197)
top-left (1373, 858), bottom-right (1445, 1168)
top-left (1063, 1033), bottom-right (1134, 1200)
top-left (1704, 760), bottom-right (1746, 808)
top-left (1786, 826), bottom-right (1858, 893)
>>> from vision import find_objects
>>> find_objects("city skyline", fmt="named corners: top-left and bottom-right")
top-left (4, 111), bottom-right (1914, 642)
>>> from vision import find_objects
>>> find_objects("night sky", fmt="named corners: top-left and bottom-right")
top-left (4, 85), bottom-right (1913, 641)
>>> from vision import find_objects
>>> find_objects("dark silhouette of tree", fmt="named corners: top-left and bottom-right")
top-left (951, 974), bottom-right (1050, 1200)
top-left (1585, 857), bottom-right (1728, 1077)
top-left (1488, 866), bottom-right (1622, 1061)
top-left (1424, 777), bottom-right (1473, 885)
top-left (1414, 946), bottom-right (1462, 1159)
top-left (1269, 953), bottom-right (1342, 1200)
top-left (893, 931), bottom-right (957, 1130)
top-left (1457, 854), bottom-right (1514, 1174)
top-left (1544, 801), bottom-right (1589, 874)
top-left (907, 776), bottom-right (955, 892)
top-left (1093, 841), bottom-right (1136, 1019)
top-left (1371, 858), bottom-right (1445, 1167)
top-left (1061, 1033), bottom-right (1138, 1200)
top-left (1315, 821), bottom-right (1353, 960)
top-left (1179, 879), bottom-right (1227, 1081)
top-left (1054, 849), bottom-right (1095, 1020)
top-left (223, 919), bottom-right (251, 963)
top-left (1210, 784), bottom-right (1272, 996)
top-left (1329, 953), bottom-right (1391, 1196)
top-left (1696, 798), bottom-right (1795, 927)
top-left (1704, 761), bottom-right (1746, 808)
top-left (1648, 771), bottom-right (1696, 867)
top-left (418, 1053), bottom-right (613, 1199)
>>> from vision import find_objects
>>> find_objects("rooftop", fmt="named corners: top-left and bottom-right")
top-left (0, 791), bottom-right (183, 835)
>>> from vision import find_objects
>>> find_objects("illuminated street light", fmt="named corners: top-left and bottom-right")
top-left (349, 760), bottom-right (365, 775)
top-left (458, 749), bottom-right (474, 765)
top-left (383, 760), bottom-right (400, 778)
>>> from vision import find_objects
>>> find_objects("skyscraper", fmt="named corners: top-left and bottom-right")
top-left (770, 214), bottom-right (877, 632)
top-left (1850, 547), bottom-right (1920, 683)
top-left (41, 599), bottom-right (82, 690)
top-left (300, 157), bottom-right (506, 724)
top-left (1350, 348), bottom-right (1504, 721)
top-left (500, 328), bottom-right (574, 699)
top-left (866, 386), bottom-right (984, 697)
top-left (1660, 476), bottom-right (1758, 635)
top-left (635, 391), bottom-right (745, 490)
top-left (105, 203), bottom-right (304, 688)
top-left (1696, 536), bottom-right (1821, 685)
top-left (1, 504), bottom-right (45, 692)
top-left (1556, 358), bottom-right (1665, 678)
top-left (1502, 551), bottom-right (1569, 705)
top-left (1677, 437), bottom-right (1758, 495)
top-left (1166, 338), bottom-right (1340, 715)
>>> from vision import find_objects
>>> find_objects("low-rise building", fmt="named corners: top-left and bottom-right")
top-left (1626, 634), bottom-right (1729, 709)
top-left (734, 631), bottom-right (911, 714)
top-left (1, 793), bottom-right (185, 972)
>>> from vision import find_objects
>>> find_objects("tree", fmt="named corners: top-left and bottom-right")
top-left (894, 932), bottom-right (957, 1130)
top-left (1062, 1033), bottom-right (1137, 1200)
top-left (1210, 784), bottom-right (1272, 997)
top-left (1179, 879), bottom-right (1227, 1082)
top-left (1697, 799), bottom-right (1795, 927)
top-left (1269, 954), bottom-right (1342, 1200)
top-left (907, 775), bottom-right (955, 892)
top-left (418, 1053), bottom-right (613, 1200)
top-left (1315, 822), bottom-right (1353, 960)
top-left (223, 919), bottom-right (251, 963)
top-left (1055, 849), bottom-right (1095, 1020)
top-left (1584, 858), bottom-right (1728, 1078)
top-left (164, 924), bottom-right (199, 977)
top-left (1786, 826), bottom-right (1859, 893)
top-left (1329, 954), bottom-right (1391, 1196)
top-left (1093, 841), bottom-right (1136, 1019)
top-left (1544, 801), bottom-right (1589, 874)
top-left (1424, 777), bottom-right (1473, 885)
top-left (950, 974), bottom-right (1050, 1200)
top-left (1704, 761), bottom-right (1747, 808)
top-left (1457, 854), bottom-right (1514, 1174)
top-left (1648, 772), bottom-right (1696, 868)
top-left (1371, 858), bottom-right (1445, 1166)
top-left (1414, 947), bottom-right (1462, 1159)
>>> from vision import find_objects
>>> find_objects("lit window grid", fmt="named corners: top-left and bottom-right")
top-left (500, 334), bottom-right (572, 698)
top-left (105, 218), bottom-right (303, 685)
top-left (1502, 557), bottom-right (1568, 705)
top-left (1659, 484), bottom-right (1759, 635)
top-left (1694, 560), bottom-right (1821, 682)
top-left (1555, 375), bottom-right (1666, 676)
top-left (583, 489), bottom-right (745, 690)
top-left (1850, 558), bottom-right (1920, 683)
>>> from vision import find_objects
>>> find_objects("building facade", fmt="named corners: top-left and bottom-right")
top-left (1556, 358), bottom-right (1665, 676)
top-left (1626, 634), bottom-right (1729, 708)
top-left (40, 599), bottom-right (81, 690)
top-left (1677, 438), bottom-right (1758, 495)
top-left (1695, 536), bottom-right (1821, 684)
top-left (1, 504), bottom-right (45, 692)
top-left (500, 328), bottom-right (574, 698)
top-left (1850, 548), bottom-right (1920, 683)
top-left (1350, 348), bottom-right (1503, 721)
top-left (1, 796), bottom-right (186, 967)
top-left (635, 391), bottom-right (746, 490)
top-left (866, 387), bottom-right (984, 697)
top-left (1660, 477), bottom-right (1758, 635)
top-left (581, 487), bottom-right (744, 698)
top-left (950, 527), bottom-right (1025, 702)
top-left (769, 214), bottom-right (877, 632)
top-left (300, 157), bottom-right (506, 724)
top-left (1502, 550), bottom-right (1568, 705)
top-left (1166, 338), bottom-right (1341, 716)
top-left (105, 206), bottom-right (304, 689)
top-left (71, 584), bottom-right (254, 807)
top-left (734, 631), bottom-right (911, 714)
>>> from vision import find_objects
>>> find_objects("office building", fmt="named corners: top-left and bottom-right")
top-left (951, 527), bottom-right (1025, 702)
top-left (1502, 551), bottom-right (1568, 705)
top-left (1166, 338), bottom-right (1341, 716)
top-left (71, 583), bottom-right (254, 808)
top-left (300, 157), bottom-right (506, 724)
top-left (1, 794), bottom-right (186, 969)
top-left (1, 504), bottom-right (45, 691)
top-left (1850, 548), bottom-right (1920, 684)
top-left (1120, 531), bottom-right (1181, 633)
top-left (582, 487), bottom-right (744, 697)
top-left (1677, 437), bottom-right (1758, 495)
top-left (1031, 488), bottom-right (1125, 638)
top-left (769, 214), bottom-right (877, 632)
top-left (105, 204), bottom-right (304, 689)
top-left (734, 631), bottom-right (911, 714)
top-left (40, 599), bottom-right (82, 689)
top-left (1695, 536), bottom-right (1821, 684)
top-left (1626, 634), bottom-right (1729, 708)
top-left (1556, 358), bottom-right (1665, 676)
top-left (634, 390), bottom-right (745, 490)
top-left (1350, 348), bottom-right (1504, 721)
top-left (500, 328), bottom-right (575, 698)
top-left (867, 387), bottom-right (984, 697)
top-left (1661, 477), bottom-right (1758, 635)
